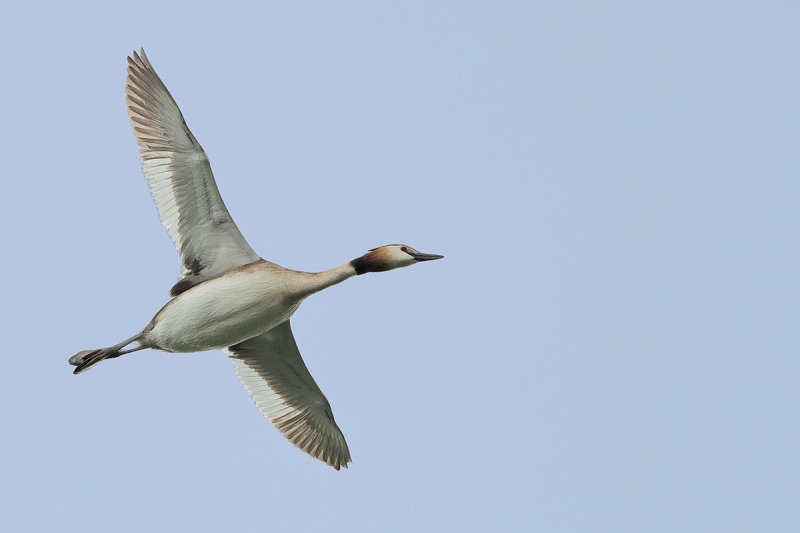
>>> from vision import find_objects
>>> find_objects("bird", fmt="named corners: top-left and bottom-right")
top-left (69, 49), bottom-right (443, 470)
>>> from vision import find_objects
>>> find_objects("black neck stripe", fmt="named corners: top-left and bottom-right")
top-left (351, 256), bottom-right (369, 275)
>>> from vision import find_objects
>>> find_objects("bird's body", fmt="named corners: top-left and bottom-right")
top-left (144, 261), bottom-right (299, 353)
top-left (70, 49), bottom-right (442, 470)
top-left (142, 260), bottom-right (355, 353)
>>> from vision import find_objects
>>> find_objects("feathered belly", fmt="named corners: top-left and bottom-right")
top-left (142, 272), bottom-right (299, 353)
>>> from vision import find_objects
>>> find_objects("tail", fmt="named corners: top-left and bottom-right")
top-left (69, 349), bottom-right (116, 374)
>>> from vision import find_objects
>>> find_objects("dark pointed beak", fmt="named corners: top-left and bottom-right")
top-left (410, 252), bottom-right (444, 262)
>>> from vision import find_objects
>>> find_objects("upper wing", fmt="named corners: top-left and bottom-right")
top-left (225, 321), bottom-right (351, 470)
top-left (126, 49), bottom-right (260, 295)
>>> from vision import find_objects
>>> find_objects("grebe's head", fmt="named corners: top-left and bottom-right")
top-left (351, 244), bottom-right (443, 274)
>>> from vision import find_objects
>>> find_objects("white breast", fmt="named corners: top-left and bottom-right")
top-left (143, 266), bottom-right (300, 353)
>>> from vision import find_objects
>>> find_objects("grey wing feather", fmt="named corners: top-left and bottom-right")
top-left (225, 321), bottom-right (351, 470)
top-left (126, 49), bottom-right (260, 294)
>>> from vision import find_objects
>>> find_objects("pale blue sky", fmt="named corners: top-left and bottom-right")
top-left (2, 2), bottom-right (799, 531)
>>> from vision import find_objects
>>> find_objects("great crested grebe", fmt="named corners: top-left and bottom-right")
top-left (69, 50), bottom-right (442, 470)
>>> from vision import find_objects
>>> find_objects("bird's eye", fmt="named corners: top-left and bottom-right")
top-left (401, 246), bottom-right (407, 252)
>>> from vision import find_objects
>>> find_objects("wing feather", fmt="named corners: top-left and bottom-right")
top-left (225, 321), bottom-right (351, 470)
top-left (126, 49), bottom-right (260, 294)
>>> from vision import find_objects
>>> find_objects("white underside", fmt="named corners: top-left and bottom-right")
top-left (143, 268), bottom-right (301, 353)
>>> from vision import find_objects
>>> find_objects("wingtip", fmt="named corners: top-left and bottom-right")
top-left (327, 451), bottom-right (352, 470)
top-left (333, 456), bottom-right (350, 470)
top-left (128, 48), bottom-right (149, 68)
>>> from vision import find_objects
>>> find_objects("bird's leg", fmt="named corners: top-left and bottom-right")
top-left (69, 334), bottom-right (144, 374)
